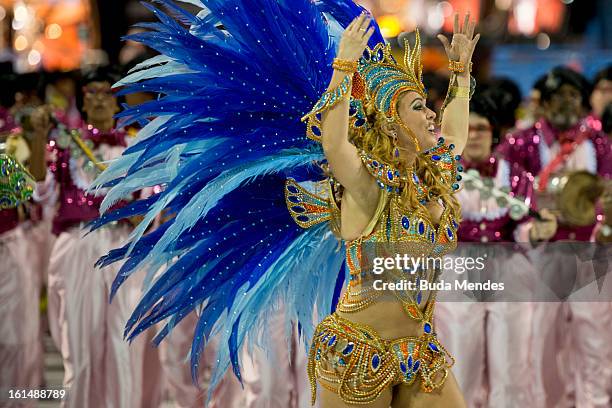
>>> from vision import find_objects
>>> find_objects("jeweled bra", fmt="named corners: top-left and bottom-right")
top-left (286, 137), bottom-right (463, 317)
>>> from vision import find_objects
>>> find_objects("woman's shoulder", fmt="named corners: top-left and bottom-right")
top-left (420, 136), bottom-right (463, 193)
top-left (285, 177), bottom-right (342, 235)
top-left (358, 149), bottom-right (402, 193)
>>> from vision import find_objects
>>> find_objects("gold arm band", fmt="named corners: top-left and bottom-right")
top-left (437, 74), bottom-right (477, 125)
top-left (332, 58), bottom-right (358, 73)
top-left (448, 60), bottom-right (473, 73)
top-left (301, 75), bottom-right (352, 142)
top-left (454, 86), bottom-right (471, 99)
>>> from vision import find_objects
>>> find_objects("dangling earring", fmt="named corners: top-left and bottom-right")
top-left (391, 131), bottom-right (401, 158)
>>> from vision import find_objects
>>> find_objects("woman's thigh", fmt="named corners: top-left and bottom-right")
top-left (391, 370), bottom-right (466, 408)
top-left (319, 386), bottom-right (393, 408)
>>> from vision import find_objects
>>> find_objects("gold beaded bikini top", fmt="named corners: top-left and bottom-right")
top-left (285, 138), bottom-right (462, 316)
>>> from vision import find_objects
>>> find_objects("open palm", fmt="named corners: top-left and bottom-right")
top-left (437, 12), bottom-right (480, 66)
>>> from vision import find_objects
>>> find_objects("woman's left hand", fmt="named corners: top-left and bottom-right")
top-left (437, 12), bottom-right (480, 70)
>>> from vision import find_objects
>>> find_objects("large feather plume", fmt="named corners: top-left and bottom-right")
top-left (89, 0), bottom-right (383, 399)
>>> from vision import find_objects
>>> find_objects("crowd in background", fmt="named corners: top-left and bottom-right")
top-left (1, 14), bottom-right (612, 408)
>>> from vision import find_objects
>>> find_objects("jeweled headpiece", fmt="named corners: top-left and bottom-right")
top-left (353, 29), bottom-right (426, 120)
top-left (302, 30), bottom-right (426, 142)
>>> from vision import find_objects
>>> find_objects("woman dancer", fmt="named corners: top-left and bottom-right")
top-left (89, 1), bottom-right (478, 407)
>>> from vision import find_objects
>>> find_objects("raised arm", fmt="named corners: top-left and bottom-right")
top-left (319, 14), bottom-right (376, 198)
top-left (437, 13), bottom-right (480, 155)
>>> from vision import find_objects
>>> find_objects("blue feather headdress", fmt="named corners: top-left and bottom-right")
top-left (88, 0), bottom-right (385, 400)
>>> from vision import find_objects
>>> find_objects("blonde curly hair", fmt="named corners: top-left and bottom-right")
top-left (349, 100), bottom-right (461, 220)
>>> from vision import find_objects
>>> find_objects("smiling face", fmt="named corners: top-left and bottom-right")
top-left (395, 91), bottom-right (437, 152)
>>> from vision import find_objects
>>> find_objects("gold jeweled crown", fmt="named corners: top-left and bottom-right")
top-left (353, 29), bottom-right (426, 120)
top-left (302, 30), bottom-right (427, 142)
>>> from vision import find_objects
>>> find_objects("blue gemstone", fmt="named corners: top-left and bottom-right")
top-left (311, 126), bottom-right (321, 136)
top-left (429, 342), bottom-right (439, 352)
top-left (418, 221), bottom-right (425, 235)
top-left (449, 143), bottom-right (455, 149)
top-left (424, 322), bottom-right (432, 333)
top-left (455, 155), bottom-right (461, 160)
top-left (338, 358), bottom-right (346, 366)
top-left (342, 343), bottom-right (354, 355)
top-left (372, 354), bottom-right (380, 370)
top-left (408, 356), bottom-right (413, 369)
top-left (296, 215), bottom-right (309, 223)
top-left (355, 118), bottom-right (366, 127)
top-left (349, 106), bottom-right (357, 115)
top-left (413, 360), bottom-right (421, 372)
top-left (431, 155), bottom-right (441, 161)
top-left (372, 160), bottom-right (379, 167)
top-left (377, 49), bottom-right (384, 61)
top-left (452, 220), bottom-right (458, 229)
top-left (457, 165), bottom-right (464, 172)
top-left (430, 232), bottom-right (435, 243)
top-left (387, 170), bottom-right (394, 181)
top-left (291, 206), bottom-right (306, 213)
top-left (452, 183), bottom-right (460, 190)
top-left (456, 175), bottom-right (462, 181)
top-left (328, 335), bottom-right (337, 347)
top-left (288, 196), bottom-right (300, 203)
top-left (401, 216), bottom-right (410, 230)
top-left (287, 185), bottom-right (298, 194)
top-left (417, 291), bottom-right (422, 304)
top-left (412, 173), bottom-right (419, 183)
top-left (400, 362), bottom-right (407, 373)
top-left (447, 227), bottom-right (454, 240)
top-left (438, 137), bottom-right (445, 143)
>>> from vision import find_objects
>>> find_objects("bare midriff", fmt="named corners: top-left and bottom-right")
top-left (335, 283), bottom-right (435, 339)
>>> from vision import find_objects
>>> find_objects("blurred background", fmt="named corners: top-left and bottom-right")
top-left (358, 0), bottom-right (612, 95)
top-left (0, 1), bottom-right (610, 88)
top-left (0, 1), bottom-right (610, 407)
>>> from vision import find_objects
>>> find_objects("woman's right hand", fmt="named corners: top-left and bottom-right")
top-left (337, 13), bottom-right (375, 62)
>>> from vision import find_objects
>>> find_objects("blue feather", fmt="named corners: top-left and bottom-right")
top-left (90, 0), bottom-right (380, 400)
